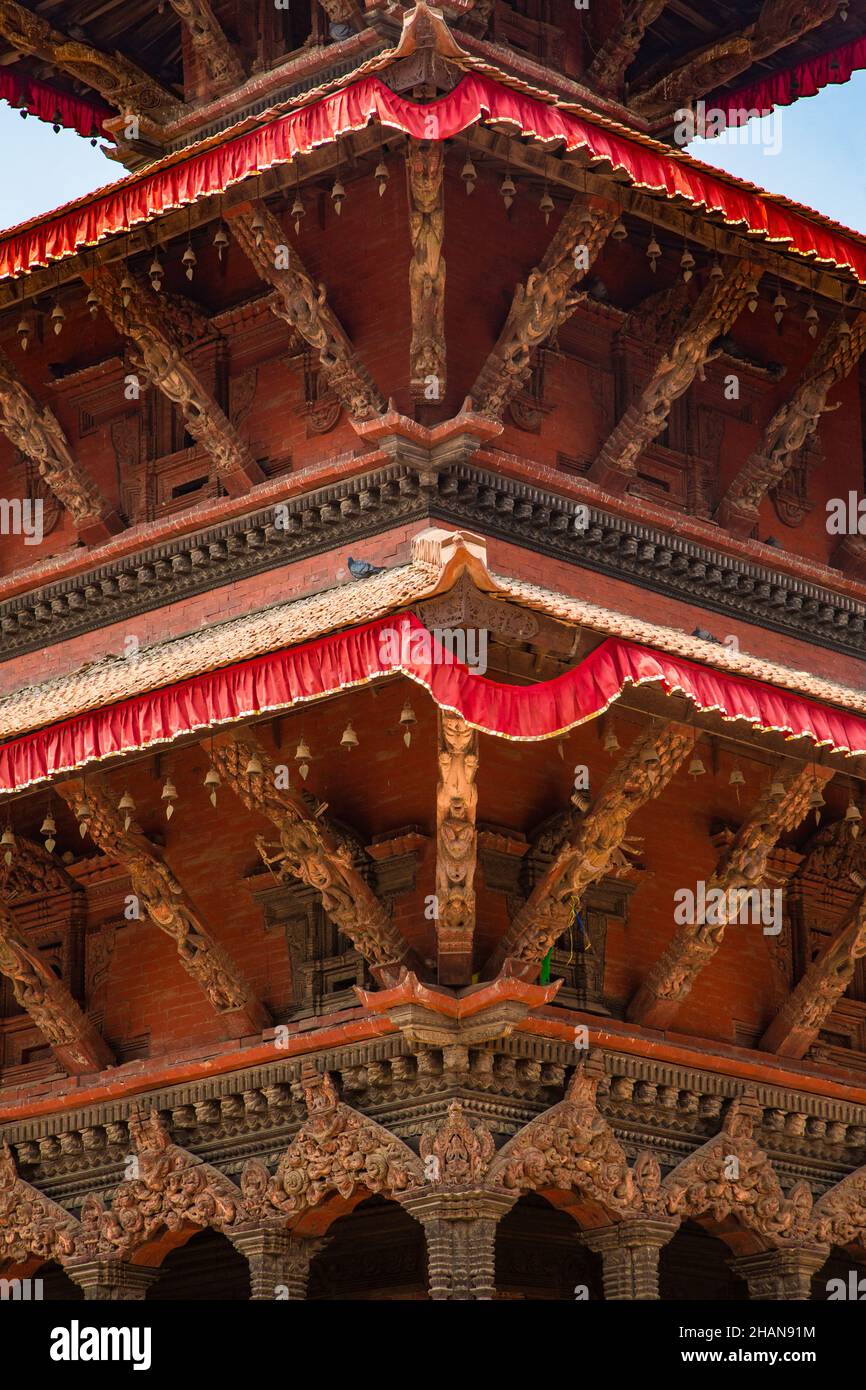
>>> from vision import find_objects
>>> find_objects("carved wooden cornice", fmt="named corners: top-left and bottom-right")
top-left (628, 764), bottom-right (821, 1029)
top-left (0, 0), bottom-right (183, 128)
top-left (590, 260), bottom-right (754, 491)
top-left (88, 264), bottom-right (263, 497)
top-left (240, 1065), bottom-right (424, 1225)
top-left (472, 197), bottom-right (618, 420)
top-left (718, 313), bottom-right (866, 535)
top-left (0, 896), bottom-right (113, 1077)
top-left (407, 140), bottom-right (446, 402)
top-left (631, 0), bottom-right (842, 119)
top-left (210, 729), bottom-right (416, 982)
top-left (585, 0), bottom-right (669, 95)
top-left (761, 884), bottom-right (866, 1058)
top-left (57, 776), bottom-right (269, 1034)
top-left (488, 723), bottom-right (692, 976)
top-left (0, 348), bottom-right (121, 543)
top-left (435, 712), bottom-right (478, 985)
top-left (167, 0), bottom-right (245, 92)
top-left (228, 202), bottom-right (386, 423)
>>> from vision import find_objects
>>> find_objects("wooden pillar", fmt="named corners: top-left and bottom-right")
top-left (728, 1247), bottom-right (828, 1301)
top-left (580, 1219), bottom-right (679, 1300)
top-left (229, 1228), bottom-right (324, 1300)
top-left (400, 1190), bottom-right (514, 1300)
top-left (65, 1259), bottom-right (161, 1300)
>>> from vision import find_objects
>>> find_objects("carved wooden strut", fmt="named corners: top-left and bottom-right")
top-left (228, 201), bottom-right (385, 423)
top-left (167, 0), bottom-right (245, 91)
top-left (0, 349), bottom-right (122, 542)
top-left (88, 264), bottom-right (263, 497)
top-left (586, 0), bottom-right (669, 95)
top-left (718, 313), bottom-right (866, 534)
top-left (589, 259), bottom-right (753, 491)
top-left (435, 712), bottom-right (478, 984)
top-left (472, 196), bottom-right (619, 420)
top-left (209, 729), bottom-right (416, 984)
top-left (58, 777), bottom-right (269, 1034)
top-left (406, 140), bottom-right (446, 403)
top-left (628, 764), bottom-right (822, 1029)
top-left (488, 723), bottom-right (693, 976)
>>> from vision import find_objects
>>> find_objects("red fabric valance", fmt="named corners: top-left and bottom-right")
top-left (0, 72), bottom-right (110, 141)
top-left (2, 71), bottom-right (866, 282)
top-left (709, 33), bottom-right (866, 126)
top-left (1, 613), bottom-right (864, 794)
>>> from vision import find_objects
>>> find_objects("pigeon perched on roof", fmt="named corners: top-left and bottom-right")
top-left (347, 556), bottom-right (386, 580)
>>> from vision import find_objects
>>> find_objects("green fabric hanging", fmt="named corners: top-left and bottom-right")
top-left (540, 949), bottom-right (552, 984)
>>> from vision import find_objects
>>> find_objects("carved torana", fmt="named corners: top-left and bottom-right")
top-left (58, 777), bottom-right (269, 1033)
top-left (629, 764), bottom-right (820, 1028)
top-left (435, 712), bottom-right (478, 984)
top-left (489, 724), bottom-right (692, 975)
top-left (228, 201), bottom-right (385, 422)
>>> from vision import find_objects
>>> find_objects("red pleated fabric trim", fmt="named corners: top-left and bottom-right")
top-left (709, 34), bottom-right (866, 125)
top-left (2, 72), bottom-right (866, 281)
top-left (0, 72), bottom-right (111, 141)
top-left (1, 613), bottom-right (864, 794)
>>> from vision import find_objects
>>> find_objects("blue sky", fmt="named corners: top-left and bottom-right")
top-left (0, 67), bottom-right (864, 232)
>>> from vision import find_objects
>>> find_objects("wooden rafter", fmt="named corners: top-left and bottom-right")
top-left (628, 764), bottom-right (825, 1029)
top-left (167, 0), bottom-right (245, 91)
top-left (227, 201), bottom-right (386, 423)
top-left (0, 348), bottom-right (122, 544)
top-left (435, 711), bottom-right (478, 984)
top-left (717, 312), bottom-right (866, 535)
top-left (761, 885), bottom-right (866, 1058)
top-left (88, 263), bottom-right (263, 497)
top-left (631, 0), bottom-right (842, 119)
top-left (209, 729), bottom-right (417, 985)
top-left (586, 0), bottom-right (669, 95)
top-left (58, 776), bottom-right (270, 1034)
top-left (487, 722), bottom-right (693, 978)
top-left (0, 892), bottom-right (113, 1077)
top-left (588, 259), bottom-right (753, 492)
top-left (0, 0), bottom-right (183, 127)
top-left (471, 194), bottom-right (618, 421)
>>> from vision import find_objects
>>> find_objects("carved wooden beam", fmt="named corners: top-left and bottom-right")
top-left (628, 764), bottom-right (823, 1029)
top-left (209, 729), bottom-right (417, 985)
top-left (0, 895), bottom-right (113, 1076)
top-left (435, 712), bottom-right (478, 985)
top-left (472, 196), bottom-right (619, 420)
top-left (717, 313), bottom-right (866, 535)
top-left (228, 201), bottom-right (385, 423)
top-left (586, 0), bottom-right (669, 94)
top-left (0, 349), bottom-right (123, 544)
top-left (167, 0), bottom-right (245, 91)
top-left (589, 260), bottom-right (753, 493)
top-left (406, 139), bottom-right (446, 403)
top-left (318, 0), bottom-right (365, 30)
top-left (487, 723), bottom-right (693, 978)
top-left (57, 777), bottom-right (269, 1034)
top-left (88, 264), bottom-right (263, 497)
top-left (631, 0), bottom-right (842, 119)
top-left (0, 0), bottom-right (183, 127)
top-left (761, 884), bottom-right (866, 1058)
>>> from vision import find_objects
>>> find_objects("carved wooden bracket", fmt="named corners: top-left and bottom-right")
top-left (167, 0), bottom-right (245, 91)
top-left (407, 139), bottom-right (446, 403)
top-left (590, 260), bottom-right (753, 491)
top-left (472, 197), bottom-right (619, 420)
top-left (761, 882), bottom-right (866, 1058)
top-left (228, 201), bottom-right (386, 423)
top-left (0, 349), bottom-right (122, 543)
top-left (585, 0), bottom-right (669, 95)
top-left (488, 722), bottom-right (692, 976)
top-left (436, 712), bottom-right (478, 984)
top-left (0, 0), bottom-right (183, 129)
top-left (628, 763), bottom-right (823, 1029)
top-left (210, 729), bottom-right (416, 984)
top-left (0, 895), bottom-right (113, 1077)
top-left (718, 313), bottom-right (866, 535)
top-left (57, 776), bottom-right (269, 1034)
top-left (88, 265), bottom-right (263, 497)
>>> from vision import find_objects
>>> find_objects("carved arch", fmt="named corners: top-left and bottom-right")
top-left (0, 1140), bottom-right (81, 1269)
top-left (811, 1164), bottom-right (866, 1250)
